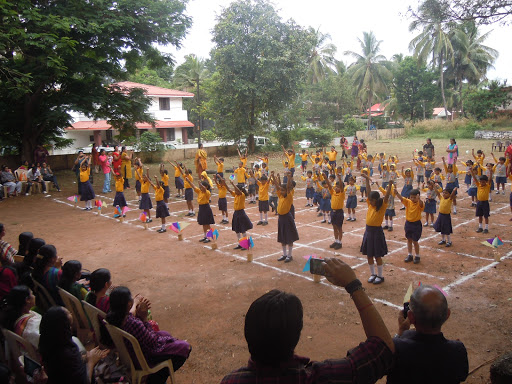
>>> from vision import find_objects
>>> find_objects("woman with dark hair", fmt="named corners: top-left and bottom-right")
top-left (32, 244), bottom-right (63, 305)
top-left (120, 146), bottom-right (132, 189)
top-left (58, 260), bottom-right (89, 300)
top-left (85, 268), bottom-right (112, 312)
top-left (106, 287), bottom-right (191, 384)
top-left (25, 237), bottom-right (45, 267)
top-left (446, 138), bottom-right (459, 165)
top-left (351, 136), bottom-right (359, 161)
top-left (17, 232), bottom-right (33, 257)
top-left (39, 306), bottom-right (108, 384)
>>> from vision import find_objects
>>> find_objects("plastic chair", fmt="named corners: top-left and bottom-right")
top-left (58, 287), bottom-right (92, 345)
top-left (82, 300), bottom-right (106, 346)
top-left (1, 328), bottom-right (40, 370)
top-left (13, 255), bottom-right (24, 263)
top-left (104, 321), bottom-right (176, 384)
top-left (32, 278), bottom-right (56, 312)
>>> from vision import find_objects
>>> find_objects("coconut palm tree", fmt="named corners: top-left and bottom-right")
top-left (344, 31), bottom-right (392, 130)
top-left (409, 0), bottom-right (454, 120)
top-left (307, 28), bottom-right (337, 84)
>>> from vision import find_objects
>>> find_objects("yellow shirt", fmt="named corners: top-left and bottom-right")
top-left (135, 167), bottom-right (144, 181)
top-left (79, 167), bottom-right (90, 182)
top-left (439, 197), bottom-right (453, 215)
top-left (154, 186), bottom-right (164, 202)
top-left (184, 174), bottom-right (193, 189)
top-left (403, 198), bottom-right (423, 222)
top-left (217, 162), bottom-right (224, 173)
top-left (326, 150), bottom-right (337, 161)
top-left (300, 154), bottom-right (308, 161)
top-left (141, 180), bottom-right (150, 194)
top-left (173, 166), bottom-right (182, 178)
top-left (328, 186), bottom-right (345, 210)
top-left (277, 189), bottom-right (294, 215)
top-left (257, 181), bottom-right (269, 201)
top-left (240, 157), bottom-right (247, 168)
top-left (287, 153), bottom-right (295, 168)
top-left (161, 173), bottom-right (169, 187)
top-left (115, 177), bottom-right (124, 192)
top-left (366, 200), bottom-right (387, 226)
top-left (234, 167), bottom-right (247, 183)
top-left (194, 187), bottom-right (211, 205)
top-left (231, 192), bottom-right (246, 211)
top-left (217, 183), bottom-right (227, 199)
top-left (475, 181), bottom-right (491, 202)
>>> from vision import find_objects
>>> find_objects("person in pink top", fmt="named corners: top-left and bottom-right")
top-left (98, 149), bottom-right (112, 193)
top-left (446, 138), bottom-right (458, 165)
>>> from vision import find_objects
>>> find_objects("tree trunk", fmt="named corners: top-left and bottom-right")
top-left (367, 93), bottom-right (372, 130)
top-left (196, 80), bottom-right (201, 145)
top-left (249, 99), bottom-right (256, 153)
top-left (439, 53), bottom-right (449, 121)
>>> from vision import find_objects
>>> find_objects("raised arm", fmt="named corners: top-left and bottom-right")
top-left (383, 180), bottom-right (392, 204)
top-left (450, 187), bottom-right (458, 199)
top-left (363, 172), bottom-right (371, 192)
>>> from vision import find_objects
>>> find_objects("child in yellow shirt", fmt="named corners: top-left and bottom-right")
top-left (395, 188), bottom-right (424, 264)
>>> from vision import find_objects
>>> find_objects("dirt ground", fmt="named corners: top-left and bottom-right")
top-left (1, 140), bottom-right (511, 383)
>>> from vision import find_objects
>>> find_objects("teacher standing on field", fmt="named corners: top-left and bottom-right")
top-left (195, 143), bottom-right (207, 177)
top-left (446, 138), bottom-right (458, 165)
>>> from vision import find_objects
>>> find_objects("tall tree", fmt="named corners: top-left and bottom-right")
top-left (307, 28), bottom-right (337, 84)
top-left (0, 0), bottom-right (191, 160)
top-left (206, 0), bottom-right (313, 152)
top-left (345, 31), bottom-right (392, 130)
top-left (409, 0), bottom-right (454, 119)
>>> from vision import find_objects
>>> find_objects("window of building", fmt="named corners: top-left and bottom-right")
top-left (167, 128), bottom-right (175, 141)
top-left (159, 97), bottom-right (170, 110)
top-left (106, 130), bottom-right (113, 140)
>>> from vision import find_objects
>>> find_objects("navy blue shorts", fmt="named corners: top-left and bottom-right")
top-left (385, 208), bottom-right (395, 217)
top-left (405, 220), bottom-right (422, 242)
top-left (248, 184), bottom-right (256, 194)
top-left (218, 197), bottom-right (227, 212)
top-left (476, 200), bottom-right (490, 218)
top-left (301, 161), bottom-right (307, 168)
top-left (359, 186), bottom-right (367, 193)
top-left (329, 161), bottom-right (336, 170)
top-left (306, 187), bottom-right (315, 199)
top-left (135, 180), bottom-right (142, 193)
top-left (185, 188), bottom-right (193, 201)
top-left (259, 200), bottom-right (269, 212)
top-left (346, 195), bottom-right (357, 209)
top-left (330, 209), bottom-right (344, 227)
top-left (401, 185), bottom-right (412, 198)
top-left (496, 176), bottom-right (507, 184)
top-left (425, 170), bottom-right (432, 180)
top-left (424, 199), bottom-right (436, 214)
top-left (175, 177), bottom-right (184, 189)
top-left (446, 182), bottom-right (457, 193)
top-left (417, 175), bottom-right (424, 183)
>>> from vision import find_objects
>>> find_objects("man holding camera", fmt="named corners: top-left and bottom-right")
top-left (386, 285), bottom-right (468, 383)
top-left (220, 258), bottom-right (394, 383)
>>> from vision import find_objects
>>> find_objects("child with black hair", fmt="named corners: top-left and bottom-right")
top-left (422, 180), bottom-right (438, 227)
top-left (148, 176), bottom-right (170, 233)
top-left (442, 157), bottom-right (459, 214)
top-left (376, 181), bottom-right (396, 231)
top-left (182, 167), bottom-right (195, 217)
top-left (134, 158), bottom-right (144, 201)
top-left (434, 187), bottom-right (458, 247)
top-left (381, 163), bottom-right (390, 189)
top-left (247, 170), bottom-right (257, 203)
top-left (169, 160), bottom-right (184, 197)
top-left (345, 176), bottom-right (358, 221)
top-left (342, 159), bottom-right (353, 183)
top-left (431, 167), bottom-right (445, 190)
top-left (471, 168), bottom-right (491, 233)
top-left (473, 148), bottom-right (485, 166)
top-left (112, 172), bottom-right (128, 217)
top-left (234, 161), bottom-right (249, 189)
top-left (360, 174), bottom-right (392, 284)
top-left (321, 157), bottom-right (331, 179)
top-left (316, 178), bottom-right (331, 224)
top-left (492, 153), bottom-right (509, 194)
top-left (269, 176), bottom-right (278, 215)
top-left (226, 180), bottom-right (253, 249)
top-left (460, 159), bottom-right (474, 189)
top-left (326, 170), bottom-right (345, 249)
top-left (79, 156), bottom-right (95, 210)
top-left (257, 175), bottom-right (270, 225)
top-left (377, 152), bottom-right (386, 176)
top-left (215, 174), bottom-right (229, 224)
top-left (301, 170), bottom-right (315, 207)
top-left (213, 155), bottom-right (225, 178)
top-left (272, 172), bottom-right (299, 263)
top-left (395, 188), bottom-right (424, 264)
top-left (357, 168), bottom-right (369, 202)
top-left (159, 164), bottom-right (170, 205)
top-left (400, 167), bottom-right (414, 210)
top-left (300, 149), bottom-right (309, 175)
top-left (135, 167), bottom-right (152, 223)
top-left (413, 155), bottom-right (426, 188)
top-left (189, 178), bottom-right (215, 242)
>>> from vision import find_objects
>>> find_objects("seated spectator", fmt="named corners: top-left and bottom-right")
top-left (40, 162), bottom-right (61, 192)
top-left (220, 259), bottom-right (394, 384)
top-left (17, 237), bottom-right (45, 289)
top-left (39, 306), bottom-right (108, 384)
top-left (19, 160), bottom-right (30, 171)
top-left (85, 268), bottom-right (112, 312)
top-left (0, 223), bottom-right (17, 266)
top-left (1, 285), bottom-right (40, 348)
top-left (25, 163), bottom-right (46, 195)
top-left (17, 232), bottom-right (34, 257)
top-left (59, 260), bottom-right (89, 300)
top-left (0, 264), bottom-right (17, 300)
top-left (0, 165), bottom-right (22, 197)
top-left (386, 285), bottom-right (468, 383)
top-left (106, 287), bottom-right (191, 384)
top-left (32, 244), bottom-right (63, 305)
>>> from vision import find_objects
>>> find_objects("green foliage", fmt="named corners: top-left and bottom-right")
top-left (272, 129), bottom-right (294, 148)
top-left (128, 67), bottom-right (173, 88)
top-left (0, 0), bottom-right (191, 161)
top-left (137, 132), bottom-right (164, 163)
top-left (298, 127), bottom-right (336, 147)
top-left (201, 129), bottom-right (217, 142)
top-left (404, 118), bottom-right (488, 139)
top-left (341, 116), bottom-right (365, 136)
top-left (205, 0), bottom-right (314, 152)
top-left (464, 81), bottom-right (512, 121)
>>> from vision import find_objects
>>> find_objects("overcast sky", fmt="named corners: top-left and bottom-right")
top-left (161, 0), bottom-right (511, 83)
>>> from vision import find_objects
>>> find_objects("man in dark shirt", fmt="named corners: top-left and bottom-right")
top-left (387, 285), bottom-right (468, 384)
top-left (221, 258), bottom-right (394, 384)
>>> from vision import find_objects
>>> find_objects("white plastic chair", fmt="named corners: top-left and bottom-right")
top-left (82, 300), bottom-right (106, 347)
top-left (58, 287), bottom-right (92, 345)
top-left (104, 321), bottom-right (177, 384)
top-left (1, 328), bottom-right (40, 370)
top-left (32, 278), bottom-right (56, 312)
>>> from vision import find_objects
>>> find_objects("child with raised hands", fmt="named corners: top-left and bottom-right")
top-left (169, 160), bottom-right (184, 198)
top-left (256, 174), bottom-right (270, 225)
top-left (357, 169), bottom-right (369, 202)
top-left (326, 170), bottom-right (345, 250)
top-left (112, 171), bottom-right (128, 216)
top-left (159, 164), bottom-right (170, 205)
top-left (400, 167), bottom-right (414, 210)
top-left (79, 155), bottom-right (95, 210)
top-left (345, 176), bottom-right (359, 222)
top-left (148, 176), bottom-right (170, 233)
top-left (135, 167), bottom-right (152, 223)
top-left (377, 180), bottom-right (396, 231)
top-left (300, 149), bottom-right (309, 175)
top-left (395, 188), bottom-right (424, 264)
top-left (225, 180), bottom-right (253, 250)
top-left (302, 170), bottom-right (315, 207)
top-left (134, 158), bottom-right (144, 201)
top-left (182, 166), bottom-right (195, 217)
top-left (237, 147), bottom-right (248, 169)
top-left (442, 157), bottom-right (459, 214)
top-left (471, 167), bottom-right (491, 234)
top-left (434, 187), bottom-right (458, 247)
top-left (422, 180), bottom-right (438, 227)
top-left (213, 155), bottom-right (225, 178)
top-left (188, 177), bottom-right (215, 242)
top-left (215, 174), bottom-right (229, 224)
top-left (360, 173), bottom-right (392, 284)
top-left (491, 153), bottom-right (508, 194)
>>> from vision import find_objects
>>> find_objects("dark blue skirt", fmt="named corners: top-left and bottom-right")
top-left (218, 197), bottom-right (227, 212)
top-left (139, 193), bottom-right (153, 210)
top-left (382, 182), bottom-right (389, 189)
top-left (467, 187), bottom-right (477, 197)
top-left (175, 177), bottom-right (184, 189)
top-left (277, 212), bottom-right (299, 245)
top-left (135, 180), bottom-right (141, 193)
top-left (330, 209), bottom-right (344, 227)
top-left (232, 209), bottom-right (253, 233)
top-left (405, 220), bottom-right (422, 242)
top-left (446, 182), bottom-right (457, 195)
top-left (113, 192), bottom-right (127, 207)
top-left (320, 198), bottom-right (332, 211)
top-left (163, 186), bottom-right (170, 199)
top-left (197, 204), bottom-right (215, 225)
top-left (155, 200), bottom-right (170, 218)
top-left (385, 208), bottom-right (395, 217)
top-left (313, 191), bottom-right (322, 205)
top-left (346, 195), bottom-right (357, 209)
top-left (306, 187), bottom-right (315, 199)
top-left (496, 176), bottom-right (507, 184)
top-left (424, 199), bottom-right (436, 214)
top-left (401, 184), bottom-right (413, 198)
top-left (425, 170), bottom-right (432, 180)
top-left (259, 200), bottom-right (269, 212)
top-left (80, 180), bottom-right (95, 201)
top-left (433, 213), bottom-right (452, 235)
top-left (464, 174), bottom-right (472, 185)
top-left (360, 225), bottom-right (388, 258)
top-left (185, 188), bottom-right (193, 201)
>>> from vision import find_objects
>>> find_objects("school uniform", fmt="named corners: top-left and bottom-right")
top-left (300, 153), bottom-right (309, 169)
top-left (345, 185), bottom-right (358, 209)
top-left (360, 201), bottom-right (388, 258)
top-left (79, 167), bottom-right (95, 201)
top-left (326, 150), bottom-right (337, 170)
top-left (161, 173), bottom-right (170, 200)
top-left (423, 188), bottom-right (437, 214)
top-left (276, 190), bottom-right (299, 244)
top-left (445, 164), bottom-right (459, 194)
top-left (247, 177), bottom-right (257, 195)
top-left (234, 167), bottom-right (248, 188)
top-left (231, 192), bottom-right (253, 233)
top-left (431, 173), bottom-right (444, 190)
top-left (154, 186), bottom-right (170, 218)
top-left (216, 183), bottom-right (228, 212)
top-left (381, 170), bottom-right (390, 189)
top-left (416, 159), bottom-right (425, 183)
top-left (403, 198), bottom-right (424, 241)
top-left (174, 166), bottom-right (184, 189)
top-left (302, 177), bottom-right (315, 199)
top-left (434, 197), bottom-right (453, 235)
top-left (401, 173), bottom-right (414, 198)
top-left (269, 185), bottom-right (278, 212)
top-left (113, 177), bottom-right (127, 208)
top-left (195, 187), bottom-right (214, 225)
top-left (320, 188), bottom-right (332, 212)
top-left (379, 186), bottom-right (396, 218)
top-left (184, 174), bottom-right (193, 201)
top-left (329, 186), bottom-right (345, 226)
top-left (257, 181), bottom-right (269, 212)
top-left (467, 176), bottom-right (478, 197)
top-left (463, 166), bottom-right (473, 186)
top-left (424, 161), bottom-right (434, 180)
top-left (135, 166), bottom-right (143, 193)
top-left (495, 162), bottom-right (507, 185)
top-left (475, 181), bottom-right (491, 218)
top-left (138, 180), bottom-right (153, 210)
top-left (216, 162), bottom-right (224, 179)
